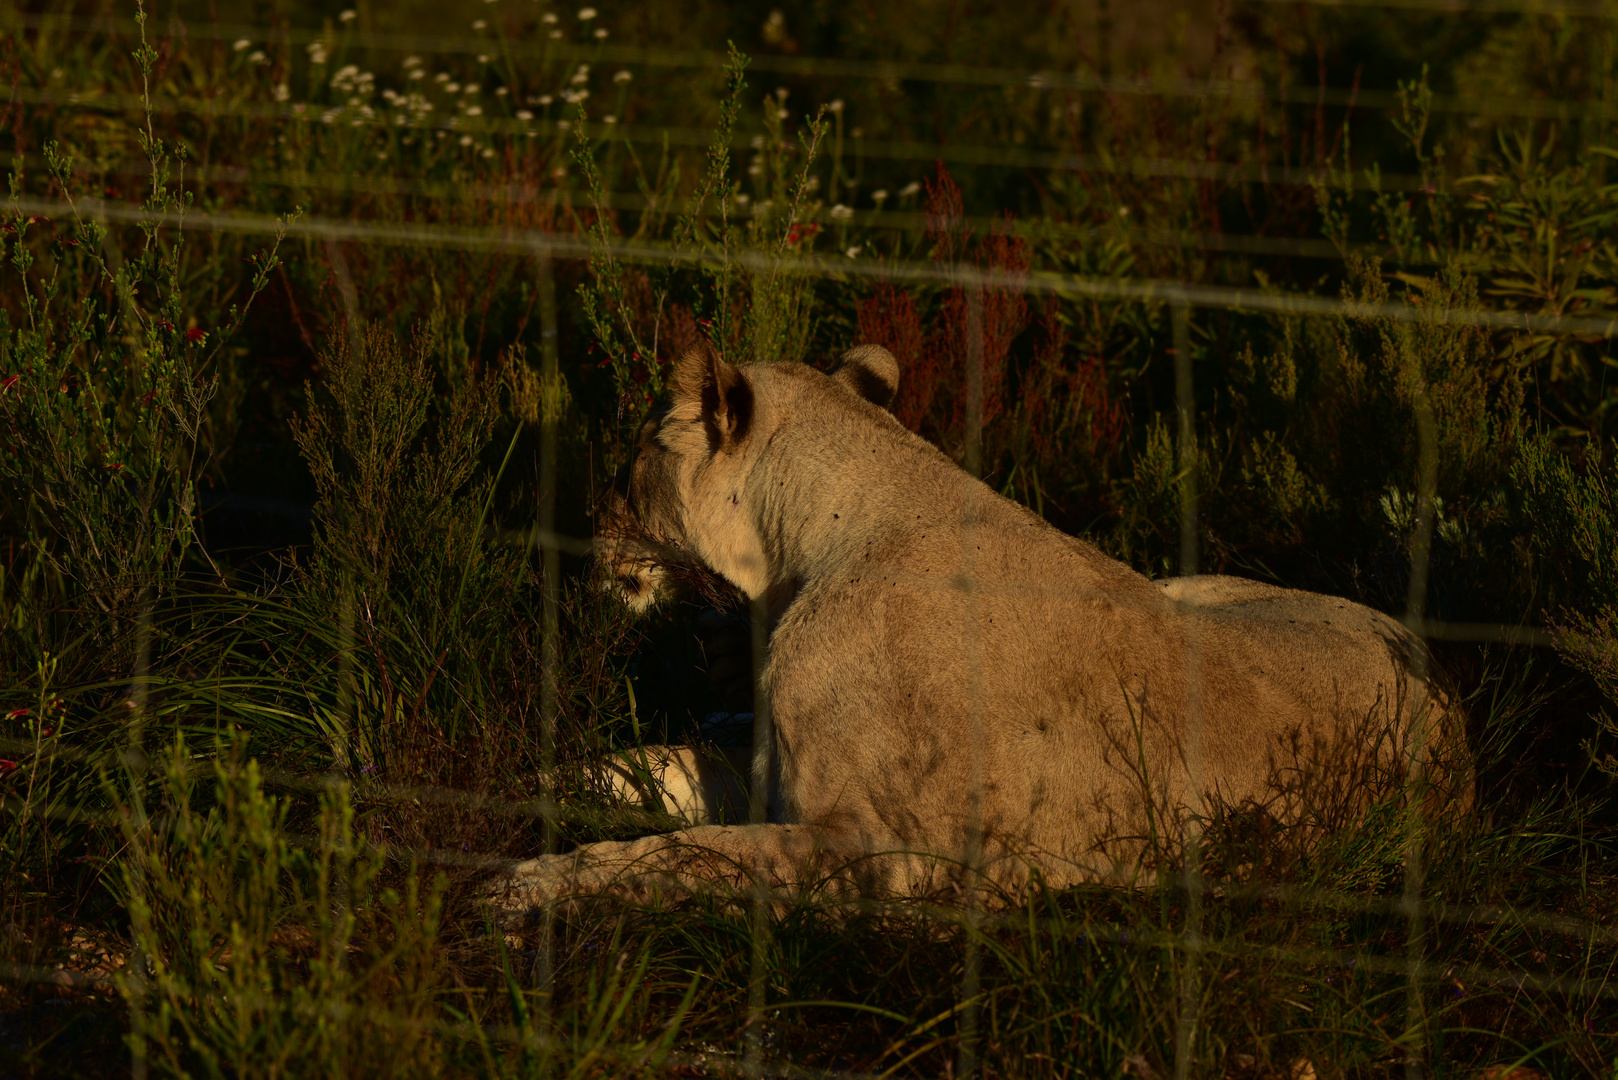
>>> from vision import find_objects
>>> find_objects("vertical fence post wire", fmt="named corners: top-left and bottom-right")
top-left (957, 276), bottom-right (986, 1080)
top-left (1402, 378), bottom-right (1438, 1080)
top-left (324, 237), bottom-right (363, 970)
top-left (744, 588), bottom-right (775, 1077)
top-left (323, 236), bottom-right (363, 782)
top-left (1171, 298), bottom-right (1204, 1080)
top-left (127, 586), bottom-right (152, 1080)
top-left (535, 240), bottom-right (561, 1061)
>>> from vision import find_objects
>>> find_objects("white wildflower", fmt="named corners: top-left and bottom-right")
top-left (749, 134), bottom-right (764, 148)
top-left (828, 99), bottom-right (844, 113)
top-left (829, 203), bottom-right (853, 221)
top-left (274, 82), bottom-right (290, 102)
top-left (338, 9), bottom-right (356, 22)
top-left (232, 38), bottom-right (251, 51)
top-left (1117, 206), bottom-right (1129, 216)
top-left (613, 69), bottom-right (632, 83)
top-left (446, 82), bottom-right (461, 93)
top-left (472, 19), bottom-right (487, 30)
top-left (516, 109), bottom-right (534, 120)
top-left (464, 83), bottom-right (480, 94)
top-left (403, 55), bottom-right (423, 68)
top-left (577, 6), bottom-right (597, 19)
top-left (477, 53), bottom-right (490, 63)
top-left (602, 114), bottom-right (616, 124)
top-left (845, 245), bottom-right (861, 258)
top-left (249, 51), bottom-right (268, 65)
top-left (459, 134), bottom-right (473, 146)
top-left (482, 148), bottom-right (495, 158)
top-left (594, 28), bottom-right (607, 38)
top-left (542, 11), bottom-right (558, 22)
top-left (435, 72), bottom-right (450, 82)
top-left (898, 181), bottom-right (921, 198)
top-left (494, 86), bottom-right (507, 96)
top-left (549, 29), bottom-right (562, 38)
top-left (409, 68), bottom-right (426, 80)
top-left (465, 105), bottom-right (483, 116)
top-left (556, 119), bottom-right (571, 130)
top-left (735, 192), bottom-right (751, 204)
top-left (537, 94), bottom-right (553, 105)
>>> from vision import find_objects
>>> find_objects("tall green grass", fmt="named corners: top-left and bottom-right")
top-left (2, 1), bottom-right (1617, 1076)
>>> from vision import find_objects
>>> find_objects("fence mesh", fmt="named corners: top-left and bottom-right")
top-left (2, 2), bottom-right (1616, 1077)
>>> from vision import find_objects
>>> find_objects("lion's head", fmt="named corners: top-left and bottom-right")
top-left (596, 341), bottom-right (900, 611)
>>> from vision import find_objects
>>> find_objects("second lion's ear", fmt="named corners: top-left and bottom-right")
top-left (671, 341), bottom-right (752, 451)
top-left (829, 344), bottom-right (901, 411)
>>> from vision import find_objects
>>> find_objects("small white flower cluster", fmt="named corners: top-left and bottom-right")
top-left (403, 55), bottom-right (426, 81)
top-left (339, 9), bottom-right (357, 22)
top-left (829, 203), bottom-right (854, 221)
top-left (322, 65), bottom-right (377, 125)
top-left (560, 65), bottom-right (591, 105)
top-left (235, 40), bottom-right (271, 65)
top-left (898, 181), bottom-right (921, 198)
top-left (330, 64), bottom-right (374, 96)
top-left (306, 40), bottom-right (330, 66)
top-left (381, 86), bottom-right (434, 125)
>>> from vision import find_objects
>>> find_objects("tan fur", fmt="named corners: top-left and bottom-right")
top-left (498, 344), bottom-right (1460, 913)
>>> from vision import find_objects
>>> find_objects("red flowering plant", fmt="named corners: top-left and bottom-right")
top-left (0, 93), bottom-right (291, 621)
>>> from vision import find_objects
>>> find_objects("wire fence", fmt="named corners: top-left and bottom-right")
top-left (3, 6), bottom-right (1617, 1079)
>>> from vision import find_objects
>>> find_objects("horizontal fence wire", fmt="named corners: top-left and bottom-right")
top-left (6, 782), bottom-right (1615, 1003)
top-left (5, 152), bottom-right (1372, 263)
top-left (13, 195), bottom-right (1618, 341)
top-left (8, 8), bottom-right (1618, 120)
top-left (6, 85), bottom-right (1446, 192)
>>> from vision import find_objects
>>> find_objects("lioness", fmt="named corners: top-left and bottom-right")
top-left (496, 342), bottom-right (1454, 910)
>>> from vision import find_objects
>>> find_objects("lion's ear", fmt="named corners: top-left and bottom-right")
top-left (671, 341), bottom-right (752, 451)
top-left (829, 344), bottom-right (900, 411)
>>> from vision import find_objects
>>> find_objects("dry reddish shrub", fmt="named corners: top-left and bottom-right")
top-left (857, 284), bottom-right (928, 429)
